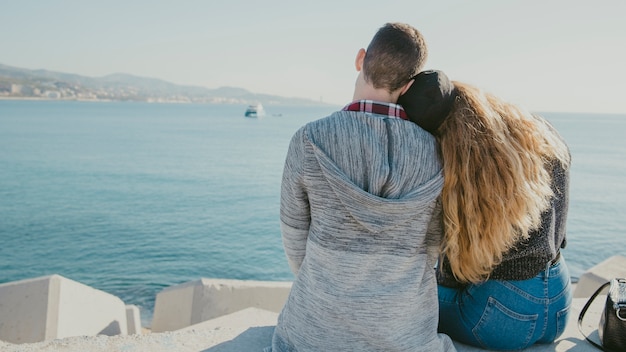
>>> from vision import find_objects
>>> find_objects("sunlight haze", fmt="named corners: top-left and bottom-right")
top-left (1, 0), bottom-right (624, 113)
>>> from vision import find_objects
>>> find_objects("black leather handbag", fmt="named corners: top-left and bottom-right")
top-left (578, 278), bottom-right (626, 351)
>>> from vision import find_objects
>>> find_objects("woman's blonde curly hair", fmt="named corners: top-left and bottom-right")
top-left (438, 81), bottom-right (570, 284)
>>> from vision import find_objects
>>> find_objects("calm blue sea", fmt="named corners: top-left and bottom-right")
top-left (1, 101), bottom-right (624, 327)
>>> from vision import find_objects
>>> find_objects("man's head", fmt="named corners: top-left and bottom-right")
top-left (361, 23), bottom-right (428, 93)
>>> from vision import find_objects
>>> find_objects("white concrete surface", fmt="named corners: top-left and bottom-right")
top-left (151, 278), bottom-right (292, 332)
top-left (0, 307), bottom-right (277, 352)
top-left (573, 255), bottom-right (626, 298)
top-left (0, 275), bottom-right (127, 344)
top-left (3, 255), bottom-right (623, 350)
top-left (55, 275), bottom-right (127, 338)
top-left (0, 298), bottom-right (603, 351)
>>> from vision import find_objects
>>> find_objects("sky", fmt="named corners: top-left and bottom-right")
top-left (1, 0), bottom-right (625, 114)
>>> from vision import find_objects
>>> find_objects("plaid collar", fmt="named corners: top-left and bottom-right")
top-left (342, 100), bottom-right (408, 120)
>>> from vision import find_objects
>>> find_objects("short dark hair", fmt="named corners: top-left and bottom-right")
top-left (363, 23), bottom-right (428, 92)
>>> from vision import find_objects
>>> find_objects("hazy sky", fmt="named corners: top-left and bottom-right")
top-left (2, 1), bottom-right (625, 113)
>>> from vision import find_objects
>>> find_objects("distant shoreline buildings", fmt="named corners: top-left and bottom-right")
top-left (0, 82), bottom-right (257, 104)
top-left (0, 64), bottom-right (333, 106)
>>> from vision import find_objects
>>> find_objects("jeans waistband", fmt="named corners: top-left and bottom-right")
top-left (550, 252), bottom-right (561, 266)
top-left (544, 252), bottom-right (565, 278)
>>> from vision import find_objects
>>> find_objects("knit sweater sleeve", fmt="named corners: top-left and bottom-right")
top-left (280, 128), bottom-right (311, 275)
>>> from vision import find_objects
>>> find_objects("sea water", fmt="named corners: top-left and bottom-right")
top-left (0, 101), bottom-right (624, 326)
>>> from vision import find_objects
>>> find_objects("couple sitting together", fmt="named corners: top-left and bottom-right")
top-left (267, 22), bottom-right (571, 352)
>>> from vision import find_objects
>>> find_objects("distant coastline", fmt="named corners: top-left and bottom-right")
top-left (0, 96), bottom-right (207, 104)
top-left (0, 96), bottom-right (112, 102)
top-left (0, 63), bottom-right (332, 107)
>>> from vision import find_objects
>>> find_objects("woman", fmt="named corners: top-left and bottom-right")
top-left (399, 71), bottom-right (572, 350)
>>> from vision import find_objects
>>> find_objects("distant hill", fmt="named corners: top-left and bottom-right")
top-left (0, 63), bottom-right (330, 106)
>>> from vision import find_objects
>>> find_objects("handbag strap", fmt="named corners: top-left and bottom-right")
top-left (578, 281), bottom-right (611, 351)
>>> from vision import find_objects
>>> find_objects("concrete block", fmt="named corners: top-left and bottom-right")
top-left (125, 305), bottom-right (142, 335)
top-left (150, 279), bottom-right (197, 333)
top-left (151, 278), bottom-right (292, 332)
top-left (574, 255), bottom-right (626, 298)
top-left (0, 275), bottom-right (52, 343)
top-left (0, 274), bottom-right (127, 344)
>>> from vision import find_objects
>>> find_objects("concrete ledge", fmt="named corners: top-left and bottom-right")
top-left (151, 278), bottom-right (292, 332)
top-left (0, 299), bottom-right (602, 351)
top-left (192, 298), bottom-right (602, 352)
top-left (0, 308), bottom-right (277, 352)
top-left (180, 307), bottom-right (278, 351)
top-left (573, 255), bottom-right (626, 298)
top-left (0, 274), bottom-right (128, 344)
top-left (3, 258), bottom-right (619, 351)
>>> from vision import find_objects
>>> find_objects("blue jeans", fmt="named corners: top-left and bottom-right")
top-left (438, 256), bottom-right (572, 351)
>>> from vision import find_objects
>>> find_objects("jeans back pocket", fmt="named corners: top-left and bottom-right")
top-left (555, 305), bottom-right (570, 340)
top-left (473, 296), bottom-right (539, 350)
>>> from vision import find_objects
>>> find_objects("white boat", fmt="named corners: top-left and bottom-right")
top-left (244, 103), bottom-right (265, 118)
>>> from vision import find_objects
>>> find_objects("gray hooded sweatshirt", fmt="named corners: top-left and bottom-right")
top-left (270, 110), bottom-right (456, 351)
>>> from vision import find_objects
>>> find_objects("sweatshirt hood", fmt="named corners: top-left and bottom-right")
top-left (310, 140), bottom-right (443, 233)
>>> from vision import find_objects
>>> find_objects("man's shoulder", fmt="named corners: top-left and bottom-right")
top-left (289, 112), bottom-right (342, 141)
top-left (299, 110), bottom-right (349, 130)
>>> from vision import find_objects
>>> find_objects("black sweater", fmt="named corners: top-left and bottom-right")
top-left (438, 158), bottom-right (570, 287)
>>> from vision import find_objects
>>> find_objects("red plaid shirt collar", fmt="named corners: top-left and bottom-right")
top-left (342, 100), bottom-right (408, 120)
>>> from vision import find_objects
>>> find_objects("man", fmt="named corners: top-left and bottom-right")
top-left (269, 23), bottom-right (456, 351)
